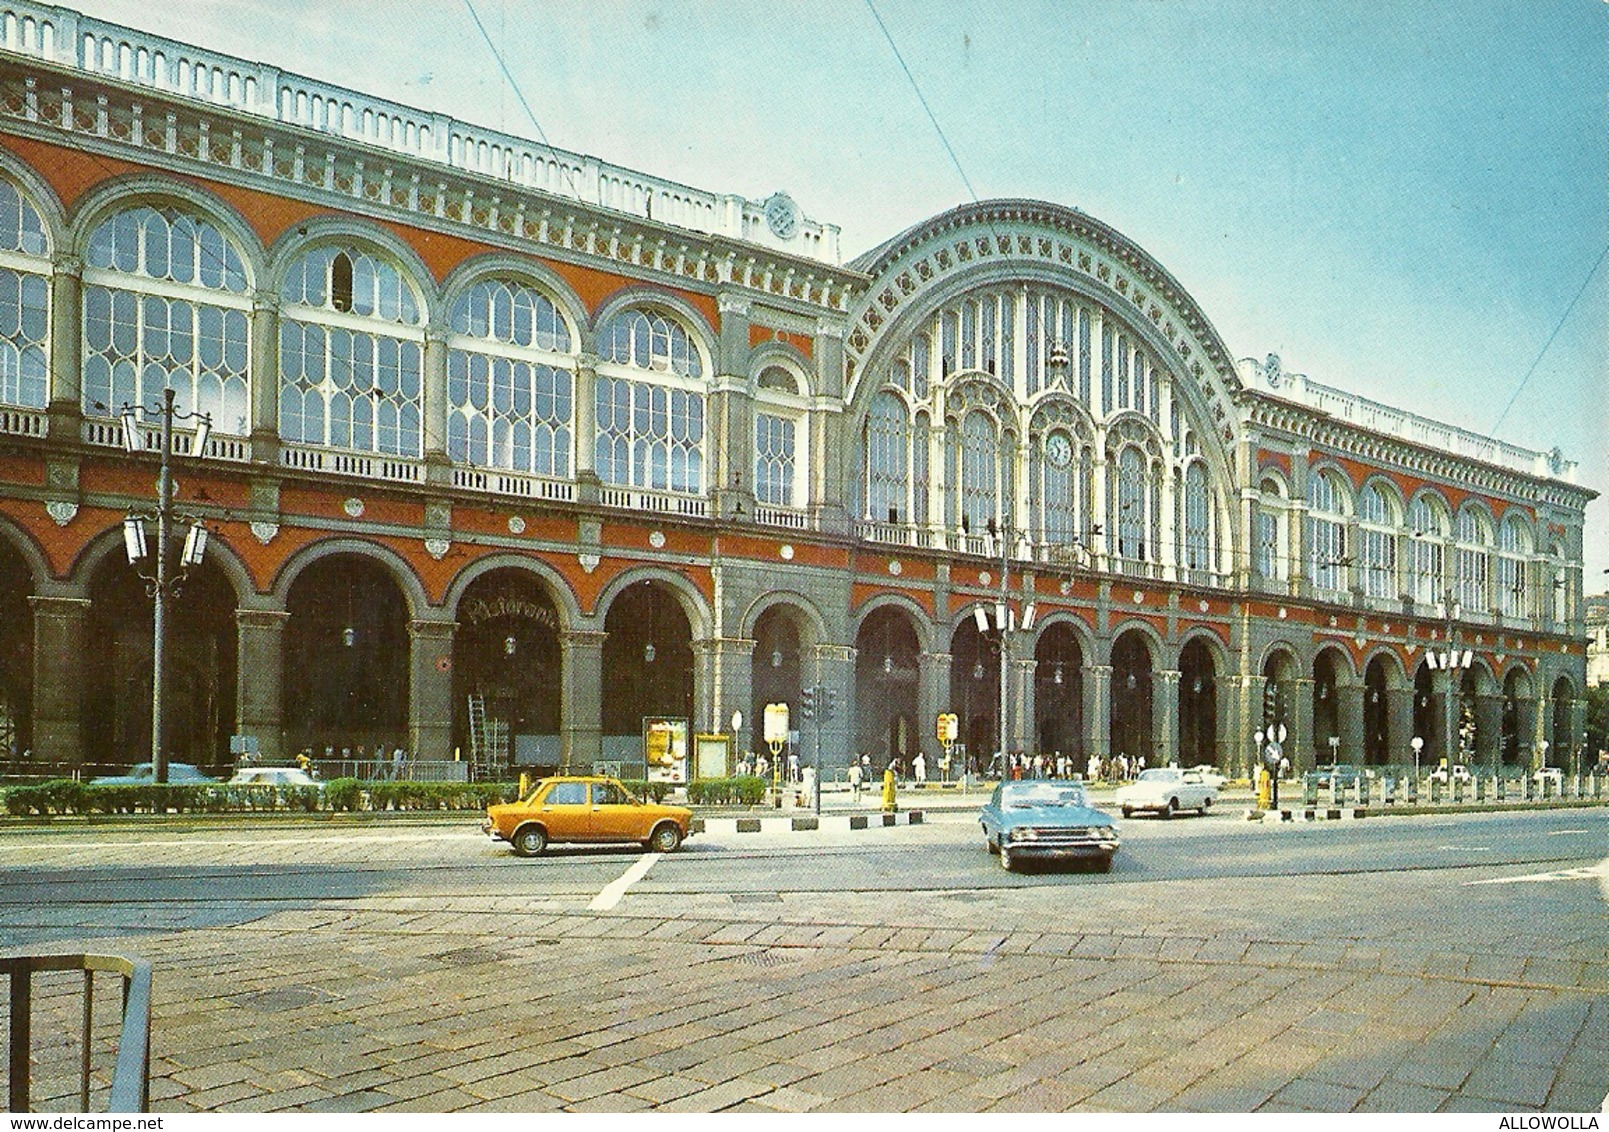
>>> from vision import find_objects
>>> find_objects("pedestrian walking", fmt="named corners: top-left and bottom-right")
top-left (913, 752), bottom-right (926, 783)
top-left (788, 751), bottom-right (800, 783)
top-left (848, 760), bottom-right (863, 802)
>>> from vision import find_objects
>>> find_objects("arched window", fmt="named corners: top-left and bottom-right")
top-left (753, 366), bottom-right (805, 509)
top-left (1496, 513), bottom-right (1531, 619)
top-left (594, 306), bottom-right (706, 496)
top-left (959, 411), bottom-right (997, 533)
top-left (863, 391), bottom-right (907, 523)
top-left (1358, 482), bottom-right (1397, 600)
top-left (0, 179), bottom-right (49, 411)
top-left (1116, 446), bottom-right (1147, 567)
top-left (1257, 476), bottom-right (1286, 583)
top-left (1408, 495), bottom-right (1446, 606)
top-left (1182, 461), bottom-right (1212, 583)
top-left (83, 204), bottom-right (251, 434)
top-left (279, 244), bottom-right (423, 456)
top-left (1306, 470), bottom-right (1349, 592)
top-left (598, 308), bottom-right (703, 378)
top-left (1455, 506), bottom-right (1491, 612)
top-left (446, 278), bottom-right (575, 477)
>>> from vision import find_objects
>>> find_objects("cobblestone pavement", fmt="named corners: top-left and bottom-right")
top-left (2, 818), bottom-right (1605, 1113)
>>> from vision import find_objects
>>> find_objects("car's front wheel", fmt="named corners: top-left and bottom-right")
top-left (1163, 797), bottom-right (1178, 819)
top-left (511, 825), bottom-right (547, 857)
top-left (1201, 796), bottom-right (1213, 812)
top-left (1121, 806), bottom-right (1133, 819)
top-left (647, 823), bottom-right (682, 853)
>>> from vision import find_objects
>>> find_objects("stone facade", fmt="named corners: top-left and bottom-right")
top-left (0, 4), bottom-right (1592, 778)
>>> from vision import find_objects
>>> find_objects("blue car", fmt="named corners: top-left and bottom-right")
top-left (979, 780), bottom-right (1120, 873)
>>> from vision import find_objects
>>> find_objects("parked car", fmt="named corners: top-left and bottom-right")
top-left (1114, 767), bottom-right (1218, 818)
top-left (1427, 764), bottom-right (1473, 785)
top-left (90, 762), bottom-right (218, 786)
top-left (227, 767), bottom-right (322, 790)
top-left (1533, 767), bottom-right (1564, 787)
top-left (978, 780), bottom-right (1119, 873)
top-left (1305, 763), bottom-right (1365, 789)
top-left (484, 776), bottom-right (693, 857)
top-left (1188, 766), bottom-right (1228, 790)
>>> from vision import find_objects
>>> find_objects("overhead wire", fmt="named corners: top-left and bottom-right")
top-left (1490, 240), bottom-right (1609, 435)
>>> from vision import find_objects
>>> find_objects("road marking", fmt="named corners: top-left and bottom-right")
top-left (589, 852), bottom-right (661, 911)
top-left (1465, 862), bottom-right (1609, 886)
top-left (1435, 845), bottom-right (1492, 852)
top-left (8, 832), bottom-right (489, 850)
top-left (1548, 829), bottom-right (1591, 836)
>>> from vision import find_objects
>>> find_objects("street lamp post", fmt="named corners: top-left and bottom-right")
top-left (1427, 596), bottom-right (1473, 778)
top-left (1410, 735), bottom-right (1424, 795)
top-left (985, 519), bottom-right (1035, 776)
top-left (120, 388), bottom-right (212, 785)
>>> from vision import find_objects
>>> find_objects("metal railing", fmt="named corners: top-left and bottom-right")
top-left (2, 952), bottom-right (151, 1112)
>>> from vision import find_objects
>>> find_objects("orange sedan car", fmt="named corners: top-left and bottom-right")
top-left (483, 776), bottom-right (694, 857)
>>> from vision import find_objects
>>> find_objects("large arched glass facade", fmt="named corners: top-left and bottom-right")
top-left (0, 178), bottom-right (49, 411)
top-left (279, 244), bottom-right (424, 456)
top-left (594, 307), bottom-right (707, 496)
top-left (83, 203), bottom-right (251, 434)
top-left (446, 277), bottom-right (575, 477)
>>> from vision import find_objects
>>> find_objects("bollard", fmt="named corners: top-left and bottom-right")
top-left (1452, 779), bottom-right (1463, 804)
top-left (881, 767), bottom-right (898, 813)
top-left (1496, 775), bottom-right (1506, 802)
top-left (1429, 779), bottom-right (1441, 804)
top-left (1358, 776), bottom-right (1370, 806)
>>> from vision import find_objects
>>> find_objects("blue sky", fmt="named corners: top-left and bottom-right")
top-left (66, 0), bottom-right (1609, 583)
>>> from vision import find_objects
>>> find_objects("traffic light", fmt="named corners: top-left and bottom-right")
top-left (800, 687), bottom-right (816, 721)
top-left (821, 687), bottom-right (836, 721)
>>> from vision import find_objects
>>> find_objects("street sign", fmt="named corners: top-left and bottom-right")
top-left (763, 702), bottom-right (789, 744)
top-left (937, 713), bottom-right (958, 743)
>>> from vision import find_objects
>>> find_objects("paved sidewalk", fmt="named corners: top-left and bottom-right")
top-left (3, 822), bottom-right (1604, 1113)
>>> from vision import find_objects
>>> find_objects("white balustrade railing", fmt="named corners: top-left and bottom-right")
top-left (279, 443), bottom-right (422, 484)
top-left (0, 405), bottom-right (44, 436)
top-left (0, 1), bottom-right (840, 263)
top-left (598, 486), bottom-right (709, 518)
top-left (450, 466), bottom-right (574, 503)
top-left (753, 505), bottom-right (811, 531)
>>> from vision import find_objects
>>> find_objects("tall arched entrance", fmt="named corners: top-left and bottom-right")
top-left (1312, 649), bottom-right (1347, 764)
top-left (283, 554), bottom-right (409, 759)
top-left (854, 606), bottom-right (918, 771)
top-left (1110, 630), bottom-right (1153, 766)
top-left (86, 554), bottom-right (238, 772)
top-left (1549, 678), bottom-right (1573, 771)
top-left (1413, 663), bottom-right (1437, 764)
top-left (950, 616), bottom-right (999, 770)
top-left (752, 605), bottom-right (804, 763)
top-left (1363, 656), bottom-right (1391, 766)
top-left (452, 569), bottom-right (562, 773)
top-left (601, 580), bottom-right (693, 770)
top-left (1034, 622), bottom-right (1083, 762)
top-left (1178, 638), bottom-right (1217, 768)
top-left (1261, 648), bottom-right (1299, 777)
top-left (0, 544), bottom-right (31, 767)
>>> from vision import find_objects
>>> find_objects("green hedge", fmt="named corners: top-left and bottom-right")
top-left (686, 775), bottom-right (767, 806)
top-left (621, 779), bottom-right (673, 804)
top-left (1, 777), bottom-right (521, 817)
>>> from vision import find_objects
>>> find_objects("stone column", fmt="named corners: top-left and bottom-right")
top-left (1010, 653), bottom-right (1036, 756)
top-left (1385, 686), bottom-right (1415, 767)
top-left (249, 290), bottom-right (281, 462)
top-left (1337, 679), bottom-right (1365, 765)
top-left (1475, 693), bottom-right (1504, 770)
top-left (1227, 674), bottom-right (1266, 779)
top-left (559, 629), bottom-right (606, 772)
top-left (1519, 695), bottom-right (1541, 770)
top-left (1430, 669), bottom-right (1456, 771)
top-left (407, 616), bottom-right (456, 760)
top-left (421, 327), bottom-right (451, 484)
top-left (1289, 677), bottom-right (1315, 770)
top-left (1084, 664), bottom-right (1112, 761)
top-left (235, 608), bottom-right (289, 763)
top-left (48, 256), bottom-right (82, 437)
top-left (917, 650), bottom-right (951, 767)
top-left (1154, 668), bottom-right (1181, 766)
top-left (29, 595), bottom-right (90, 767)
top-left (572, 355), bottom-right (599, 502)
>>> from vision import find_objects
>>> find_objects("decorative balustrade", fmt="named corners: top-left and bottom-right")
top-left (278, 443), bottom-right (423, 484)
top-left (0, 405), bottom-right (44, 436)
top-left (598, 486), bottom-right (709, 518)
top-left (753, 504), bottom-right (811, 531)
top-left (449, 466), bottom-right (574, 503)
top-left (0, 1), bottom-right (840, 263)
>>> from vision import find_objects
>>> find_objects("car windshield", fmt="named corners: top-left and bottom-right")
top-left (1136, 769), bottom-right (1178, 782)
top-left (1004, 784), bottom-right (1087, 809)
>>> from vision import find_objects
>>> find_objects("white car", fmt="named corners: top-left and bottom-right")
top-left (1114, 767), bottom-right (1218, 818)
top-left (1427, 764), bottom-right (1472, 785)
top-left (1189, 766), bottom-right (1229, 790)
top-left (227, 767), bottom-right (322, 789)
top-left (1532, 768), bottom-right (1564, 787)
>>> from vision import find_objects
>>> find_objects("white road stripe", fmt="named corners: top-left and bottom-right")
top-left (1434, 845), bottom-right (1491, 852)
top-left (1548, 829), bottom-right (1591, 836)
top-left (1465, 862), bottom-right (1609, 885)
top-left (589, 852), bottom-right (661, 911)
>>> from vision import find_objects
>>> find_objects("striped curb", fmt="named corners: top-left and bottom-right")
top-left (691, 810), bottom-right (925, 835)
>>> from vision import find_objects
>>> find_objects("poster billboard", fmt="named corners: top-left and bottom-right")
top-left (643, 717), bottom-right (689, 783)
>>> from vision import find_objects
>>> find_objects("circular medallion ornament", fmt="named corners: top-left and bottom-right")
top-left (1132, 591), bottom-right (1144, 604)
top-left (1198, 600), bottom-right (1210, 613)
top-left (980, 571), bottom-right (992, 587)
top-left (887, 559), bottom-right (902, 575)
top-left (1045, 432), bottom-right (1073, 469)
top-left (343, 497), bottom-right (364, 518)
top-left (1278, 607), bottom-right (1288, 620)
top-left (649, 530), bottom-right (666, 549)
top-left (780, 544), bottom-right (795, 560)
top-left (763, 192), bottom-right (800, 240)
top-left (1060, 580), bottom-right (1072, 595)
top-left (507, 516), bottom-right (526, 535)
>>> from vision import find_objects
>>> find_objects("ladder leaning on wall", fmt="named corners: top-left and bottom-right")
top-left (465, 695), bottom-right (509, 782)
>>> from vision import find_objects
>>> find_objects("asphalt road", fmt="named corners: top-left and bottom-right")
top-left (0, 807), bottom-right (1603, 1112)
